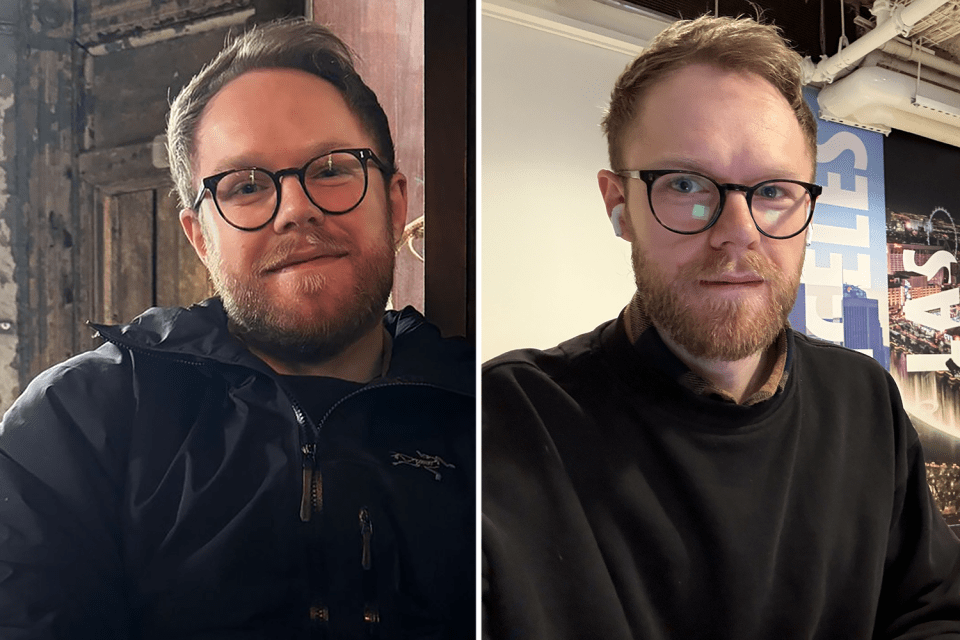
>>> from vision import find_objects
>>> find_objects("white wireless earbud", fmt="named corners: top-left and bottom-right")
top-left (611, 203), bottom-right (625, 238)
top-left (805, 225), bottom-right (814, 247)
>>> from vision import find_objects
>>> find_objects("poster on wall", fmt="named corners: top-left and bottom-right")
top-left (885, 130), bottom-right (960, 525)
top-left (792, 89), bottom-right (889, 367)
top-left (797, 89), bottom-right (960, 527)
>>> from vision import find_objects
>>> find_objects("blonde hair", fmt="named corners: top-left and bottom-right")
top-left (601, 15), bottom-right (816, 175)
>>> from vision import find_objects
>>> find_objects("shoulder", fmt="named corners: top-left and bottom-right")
top-left (482, 321), bottom-right (617, 435)
top-left (2, 301), bottom-right (225, 451)
top-left (787, 330), bottom-right (908, 447)
top-left (791, 330), bottom-right (892, 384)
top-left (91, 298), bottom-right (246, 362)
top-left (386, 307), bottom-right (474, 394)
top-left (0, 342), bottom-right (139, 485)
top-left (4, 342), bottom-right (134, 426)
top-left (483, 321), bottom-right (611, 387)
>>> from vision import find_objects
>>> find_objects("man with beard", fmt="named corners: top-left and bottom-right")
top-left (0, 19), bottom-right (473, 639)
top-left (482, 15), bottom-right (960, 640)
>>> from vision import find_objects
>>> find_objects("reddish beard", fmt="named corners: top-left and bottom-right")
top-left (632, 245), bottom-right (801, 361)
top-left (206, 224), bottom-right (395, 364)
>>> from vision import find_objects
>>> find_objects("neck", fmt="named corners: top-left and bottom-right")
top-left (244, 324), bottom-right (388, 382)
top-left (656, 328), bottom-right (775, 404)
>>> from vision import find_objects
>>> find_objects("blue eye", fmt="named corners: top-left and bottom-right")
top-left (668, 176), bottom-right (703, 194)
top-left (757, 184), bottom-right (787, 200)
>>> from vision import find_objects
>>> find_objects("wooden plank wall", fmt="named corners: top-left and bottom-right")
top-left (10, 0), bottom-right (299, 407)
top-left (0, 1), bottom-right (20, 411)
top-left (156, 188), bottom-right (211, 311)
top-left (17, 0), bottom-right (82, 380)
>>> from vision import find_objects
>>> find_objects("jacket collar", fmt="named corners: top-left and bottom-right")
top-left (89, 298), bottom-right (474, 395)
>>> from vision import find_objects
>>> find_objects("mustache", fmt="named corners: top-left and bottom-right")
top-left (253, 230), bottom-right (352, 274)
top-left (681, 250), bottom-right (779, 281)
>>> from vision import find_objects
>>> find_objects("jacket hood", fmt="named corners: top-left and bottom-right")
top-left (89, 298), bottom-right (474, 396)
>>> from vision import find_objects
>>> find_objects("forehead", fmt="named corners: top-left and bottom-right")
top-left (622, 63), bottom-right (812, 179)
top-left (194, 68), bottom-right (370, 173)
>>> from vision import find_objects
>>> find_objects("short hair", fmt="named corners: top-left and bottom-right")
top-left (601, 15), bottom-right (817, 176)
top-left (167, 18), bottom-right (396, 210)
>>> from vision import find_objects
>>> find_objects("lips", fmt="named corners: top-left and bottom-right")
top-left (700, 273), bottom-right (764, 285)
top-left (259, 243), bottom-right (350, 275)
top-left (266, 250), bottom-right (347, 273)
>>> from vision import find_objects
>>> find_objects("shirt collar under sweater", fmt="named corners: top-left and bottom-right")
top-left (621, 290), bottom-right (790, 406)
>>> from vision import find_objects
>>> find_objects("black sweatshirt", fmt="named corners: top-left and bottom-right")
top-left (482, 316), bottom-right (960, 639)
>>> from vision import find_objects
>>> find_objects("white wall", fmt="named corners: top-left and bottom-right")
top-left (480, 4), bottom-right (670, 361)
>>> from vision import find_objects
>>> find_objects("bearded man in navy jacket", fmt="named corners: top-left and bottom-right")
top-left (483, 15), bottom-right (960, 640)
top-left (0, 19), bottom-right (474, 639)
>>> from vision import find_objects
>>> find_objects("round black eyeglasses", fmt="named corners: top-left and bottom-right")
top-left (617, 169), bottom-right (823, 239)
top-left (192, 148), bottom-right (389, 231)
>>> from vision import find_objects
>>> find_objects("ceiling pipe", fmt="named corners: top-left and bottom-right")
top-left (879, 38), bottom-right (960, 79)
top-left (862, 50), bottom-right (960, 94)
top-left (801, 0), bottom-right (953, 84)
top-left (818, 65), bottom-right (960, 147)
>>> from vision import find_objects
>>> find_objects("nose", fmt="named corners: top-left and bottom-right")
top-left (272, 174), bottom-right (324, 232)
top-left (707, 189), bottom-right (761, 250)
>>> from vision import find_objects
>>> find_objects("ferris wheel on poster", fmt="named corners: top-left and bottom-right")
top-left (926, 206), bottom-right (958, 253)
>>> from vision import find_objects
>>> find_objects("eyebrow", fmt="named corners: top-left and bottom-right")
top-left (208, 142), bottom-right (359, 174)
top-left (648, 158), bottom-right (808, 182)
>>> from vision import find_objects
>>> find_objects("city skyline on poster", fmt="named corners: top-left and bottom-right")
top-left (798, 90), bottom-right (960, 524)
top-left (885, 131), bottom-right (960, 459)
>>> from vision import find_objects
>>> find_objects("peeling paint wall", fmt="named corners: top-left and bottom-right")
top-left (0, 3), bottom-right (19, 414)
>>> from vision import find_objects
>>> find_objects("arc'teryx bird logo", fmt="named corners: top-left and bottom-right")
top-left (390, 450), bottom-right (455, 481)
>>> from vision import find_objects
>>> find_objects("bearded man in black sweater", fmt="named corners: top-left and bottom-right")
top-left (482, 15), bottom-right (960, 640)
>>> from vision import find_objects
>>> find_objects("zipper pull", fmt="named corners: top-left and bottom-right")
top-left (360, 507), bottom-right (373, 570)
top-left (300, 444), bottom-right (317, 522)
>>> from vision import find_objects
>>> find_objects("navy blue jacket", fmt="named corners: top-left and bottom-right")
top-left (0, 299), bottom-right (475, 638)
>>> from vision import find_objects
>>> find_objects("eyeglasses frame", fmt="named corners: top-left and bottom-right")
top-left (617, 169), bottom-right (823, 240)
top-left (191, 147), bottom-right (389, 232)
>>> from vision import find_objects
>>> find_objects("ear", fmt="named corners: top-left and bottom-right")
top-left (387, 172), bottom-right (409, 243)
top-left (179, 208), bottom-right (209, 264)
top-left (597, 169), bottom-right (634, 242)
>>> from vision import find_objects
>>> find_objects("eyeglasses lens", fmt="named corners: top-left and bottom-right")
top-left (650, 173), bottom-right (812, 237)
top-left (303, 152), bottom-right (367, 213)
top-left (214, 152), bottom-right (368, 229)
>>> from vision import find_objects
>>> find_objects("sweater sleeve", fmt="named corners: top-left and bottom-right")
top-left (0, 347), bottom-right (134, 639)
top-left (481, 356), bottom-right (636, 640)
top-left (875, 386), bottom-right (960, 638)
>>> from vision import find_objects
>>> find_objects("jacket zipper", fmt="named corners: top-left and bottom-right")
top-left (92, 327), bottom-right (467, 526)
top-left (360, 507), bottom-right (379, 631)
top-left (292, 401), bottom-right (323, 523)
top-left (297, 380), bottom-right (467, 522)
top-left (360, 506), bottom-right (373, 570)
top-left (300, 443), bottom-right (322, 522)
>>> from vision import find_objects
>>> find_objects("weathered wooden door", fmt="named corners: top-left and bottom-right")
top-left (76, 158), bottom-right (211, 325)
top-left (14, 0), bottom-right (301, 386)
top-left (75, 3), bottom-right (303, 327)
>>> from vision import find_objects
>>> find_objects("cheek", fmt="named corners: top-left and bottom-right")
top-left (352, 207), bottom-right (394, 246)
top-left (635, 227), bottom-right (703, 278)
top-left (212, 233), bottom-right (263, 272)
top-left (770, 239), bottom-right (807, 276)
